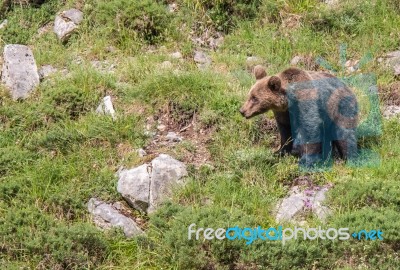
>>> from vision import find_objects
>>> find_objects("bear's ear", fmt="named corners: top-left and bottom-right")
top-left (254, 65), bottom-right (267, 80)
top-left (268, 76), bottom-right (281, 92)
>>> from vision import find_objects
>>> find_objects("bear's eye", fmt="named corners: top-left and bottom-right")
top-left (251, 96), bottom-right (258, 103)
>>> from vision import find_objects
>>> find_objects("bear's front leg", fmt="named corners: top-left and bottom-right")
top-left (273, 111), bottom-right (293, 156)
top-left (275, 123), bottom-right (293, 156)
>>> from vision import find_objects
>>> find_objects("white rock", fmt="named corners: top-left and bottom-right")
top-left (246, 56), bottom-right (262, 66)
top-left (138, 148), bottom-right (147, 157)
top-left (168, 3), bottom-right (178, 12)
top-left (166, 131), bottom-right (182, 142)
top-left (290, 55), bottom-right (303, 66)
top-left (1, 44), bottom-right (39, 100)
top-left (96, 96), bottom-right (116, 119)
top-left (157, 124), bottom-right (166, 132)
top-left (170, 51), bottom-right (183, 59)
top-left (383, 105), bottom-right (400, 119)
top-left (323, 0), bottom-right (339, 6)
top-left (88, 198), bottom-right (143, 238)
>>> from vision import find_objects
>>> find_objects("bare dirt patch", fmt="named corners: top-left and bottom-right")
top-left (379, 81), bottom-right (400, 106)
top-left (143, 105), bottom-right (214, 167)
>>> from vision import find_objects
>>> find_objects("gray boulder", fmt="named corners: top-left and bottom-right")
top-left (148, 154), bottom-right (187, 213)
top-left (62, 8), bottom-right (83, 24)
top-left (88, 198), bottom-right (143, 238)
top-left (117, 164), bottom-right (151, 212)
top-left (117, 154), bottom-right (187, 213)
top-left (1, 44), bottom-right (39, 100)
top-left (54, 9), bottom-right (83, 42)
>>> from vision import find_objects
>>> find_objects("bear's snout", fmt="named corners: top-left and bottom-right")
top-left (239, 108), bottom-right (245, 117)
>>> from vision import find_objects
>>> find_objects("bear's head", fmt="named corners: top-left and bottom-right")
top-left (239, 65), bottom-right (288, 119)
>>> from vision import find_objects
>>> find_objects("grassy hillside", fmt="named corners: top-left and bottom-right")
top-left (1, 0), bottom-right (400, 269)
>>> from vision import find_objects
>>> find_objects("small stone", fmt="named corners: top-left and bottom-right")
top-left (138, 148), bottom-right (147, 157)
top-left (323, 0), bottom-right (339, 6)
top-left (0, 19), bottom-right (8, 30)
top-left (54, 15), bottom-right (77, 42)
top-left (290, 55), bottom-right (303, 66)
top-left (166, 131), bottom-right (182, 142)
top-left (394, 64), bottom-right (400, 76)
top-left (345, 59), bottom-right (359, 73)
top-left (168, 3), bottom-right (178, 12)
top-left (246, 56), bottom-right (262, 66)
top-left (105, 46), bottom-right (116, 53)
top-left (383, 105), bottom-right (400, 119)
top-left (170, 51), bottom-right (183, 59)
top-left (275, 186), bottom-right (306, 223)
top-left (157, 124), bottom-right (166, 132)
top-left (96, 96), bottom-right (116, 119)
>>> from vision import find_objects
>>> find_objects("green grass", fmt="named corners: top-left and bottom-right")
top-left (1, 0), bottom-right (400, 269)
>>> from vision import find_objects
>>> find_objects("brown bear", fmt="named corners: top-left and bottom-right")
top-left (239, 65), bottom-right (358, 168)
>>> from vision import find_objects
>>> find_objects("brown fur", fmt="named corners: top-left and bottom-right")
top-left (239, 66), bottom-right (313, 119)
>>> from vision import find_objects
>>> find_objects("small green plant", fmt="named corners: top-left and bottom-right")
top-left (87, 0), bottom-right (171, 47)
top-left (179, 0), bottom-right (262, 33)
